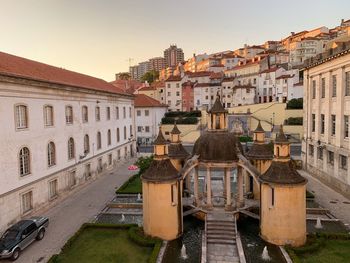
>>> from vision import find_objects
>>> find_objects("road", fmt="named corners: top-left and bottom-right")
top-left (3, 158), bottom-right (136, 263)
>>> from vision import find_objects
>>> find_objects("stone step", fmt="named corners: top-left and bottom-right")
top-left (207, 225), bottom-right (235, 231)
top-left (207, 222), bottom-right (235, 228)
top-left (207, 238), bottom-right (236, 245)
top-left (207, 234), bottom-right (235, 240)
top-left (207, 220), bottom-right (234, 225)
top-left (207, 230), bottom-right (236, 236)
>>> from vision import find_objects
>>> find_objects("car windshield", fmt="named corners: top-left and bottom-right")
top-left (1, 229), bottom-right (19, 240)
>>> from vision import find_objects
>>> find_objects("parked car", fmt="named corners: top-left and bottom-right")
top-left (0, 217), bottom-right (49, 261)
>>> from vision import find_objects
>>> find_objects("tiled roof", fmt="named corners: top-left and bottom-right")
top-left (187, 71), bottom-right (212, 77)
top-left (260, 67), bottom-right (278, 74)
top-left (110, 79), bottom-right (143, 94)
top-left (0, 51), bottom-right (129, 96)
top-left (294, 81), bottom-right (303, 86)
top-left (210, 72), bottom-right (224, 79)
top-left (221, 77), bottom-right (235, 82)
top-left (194, 83), bottom-right (211, 87)
top-left (138, 86), bottom-right (156, 91)
top-left (165, 75), bottom-right (182, 82)
top-left (276, 74), bottom-right (293, 79)
top-left (134, 94), bottom-right (167, 108)
top-left (151, 81), bottom-right (165, 88)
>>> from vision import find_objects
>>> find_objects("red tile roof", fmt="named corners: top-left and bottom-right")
top-left (210, 72), bottom-right (224, 79)
top-left (186, 71), bottom-right (212, 77)
top-left (165, 75), bottom-right (182, 82)
top-left (110, 79), bottom-right (143, 94)
top-left (134, 94), bottom-right (167, 107)
top-left (276, 74), bottom-right (294, 79)
top-left (0, 51), bottom-right (129, 96)
top-left (260, 67), bottom-right (279, 74)
top-left (194, 83), bottom-right (211, 87)
top-left (138, 86), bottom-right (156, 91)
top-left (151, 81), bottom-right (165, 88)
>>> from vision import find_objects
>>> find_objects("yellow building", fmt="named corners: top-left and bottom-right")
top-left (260, 126), bottom-right (307, 247)
top-left (142, 128), bottom-right (183, 240)
top-left (168, 123), bottom-right (189, 171)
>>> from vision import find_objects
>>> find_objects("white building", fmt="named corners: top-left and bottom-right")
top-left (231, 85), bottom-right (256, 106)
top-left (165, 75), bottom-right (183, 111)
top-left (302, 42), bottom-right (350, 197)
top-left (134, 94), bottom-right (167, 145)
top-left (0, 51), bottom-right (135, 233)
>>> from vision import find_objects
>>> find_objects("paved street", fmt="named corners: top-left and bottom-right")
top-left (300, 170), bottom-right (350, 226)
top-left (4, 158), bottom-right (137, 263)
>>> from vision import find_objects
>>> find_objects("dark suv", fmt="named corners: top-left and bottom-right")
top-left (0, 217), bottom-right (49, 261)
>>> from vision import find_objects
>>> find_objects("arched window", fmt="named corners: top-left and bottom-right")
top-left (107, 129), bottom-right (111, 146)
top-left (117, 128), bottom-right (120, 142)
top-left (65, 106), bottom-right (73, 124)
top-left (82, 106), bottom-right (88, 123)
top-left (84, 134), bottom-right (90, 154)
top-left (48, 142), bottom-right (56, 167)
top-left (68, 137), bottom-right (75, 160)
top-left (124, 126), bottom-right (127, 140)
top-left (130, 125), bottom-right (133, 137)
top-left (44, 105), bottom-right (54, 126)
top-left (95, 106), bottom-right (100, 121)
top-left (19, 147), bottom-right (30, 176)
top-left (15, 104), bottom-right (28, 129)
top-left (97, 132), bottom-right (102, 149)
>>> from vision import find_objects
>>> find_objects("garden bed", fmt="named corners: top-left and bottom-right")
top-left (48, 223), bottom-right (161, 263)
top-left (116, 173), bottom-right (142, 194)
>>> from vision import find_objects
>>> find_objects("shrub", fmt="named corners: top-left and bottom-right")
top-left (306, 190), bottom-right (315, 199)
top-left (164, 110), bottom-right (201, 118)
top-left (239, 136), bottom-right (253, 142)
top-left (287, 98), bottom-right (303, 109)
top-left (135, 155), bottom-right (153, 174)
top-left (161, 116), bottom-right (198, 124)
top-left (285, 117), bottom-right (303, 125)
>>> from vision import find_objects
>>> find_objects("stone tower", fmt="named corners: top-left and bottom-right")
top-left (141, 127), bottom-right (183, 240)
top-left (259, 126), bottom-right (307, 247)
top-left (246, 121), bottom-right (273, 198)
top-left (168, 122), bottom-right (189, 171)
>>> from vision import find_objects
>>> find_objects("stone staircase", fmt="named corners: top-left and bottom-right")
top-left (206, 212), bottom-right (240, 263)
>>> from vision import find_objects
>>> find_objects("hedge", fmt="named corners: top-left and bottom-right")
top-left (164, 111), bottom-right (201, 118)
top-left (161, 116), bottom-right (198, 124)
top-left (285, 117), bottom-right (303, 125)
top-left (239, 136), bottom-right (253, 142)
top-left (287, 98), bottom-right (303, 109)
top-left (116, 173), bottom-right (141, 194)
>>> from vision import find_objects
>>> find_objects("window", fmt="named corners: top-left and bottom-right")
top-left (340, 155), bottom-right (348, 170)
top-left (331, 115), bottom-right (336, 136)
top-left (65, 106), bottom-right (73, 124)
top-left (106, 107), bottom-right (110, 120)
top-left (130, 125), bottom-right (133, 137)
top-left (47, 142), bottom-right (56, 167)
top-left (312, 80), bottom-right (316, 99)
top-left (145, 110), bottom-right (149, 116)
top-left (84, 134), bottom-right (90, 154)
top-left (44, 105), bottom-right (54, 126)
top-left (21, 191), bottom-right (33, 214)
top-left (332, 75), bottom-right (337, 97)
top-left (124, 126), bottom-right (127, 140)
top-left (116, 107), bottom-right (119, 119)
top-left (129, 107), bottom-right (132, 118)
top-left (68, 138), bottom-right (75, 160)
top-left (68, 171), bottom-right (76, 188)
top-left (320, 114), bottom-right (325, 134)
top-left (328, 151), bottom-right (334, 165)
top-left (82, 106), bottom-right (88, 123)
top-left (123, 107), bottom-right (126, 119)
top-left (345, 72), bottom-right (350, 96)
top-left (176, 91), bottom-right (180, 96)
top-left (309, 145), bottom-right (314, 156)
top-left (312, 114), bottom-right (315, 132)
top-left (270, 187), bottom-right (275, 207)
top-left (49, 179), bottom-right (58, 199)
top-left (19, 147), bottom-right (30, 176)
top-left (137, 110), bottom-right (141, 116)
top-left (321, 78), bottom-right (325, 98)
top-left (108, 154), bottom-right (112, 166)
top-left (15, 105), bottom-right (28, 129)
top-left (117, 128), bottom-right (120, 142)
top-left (145, 126), bottom-right (150, 132)
top-left (318, 148), bottom-right (323, 160)
top-left (176, 83), bottom-right (180, 88)
top-left (137, 126), bottom-right (142, 132)
top-left (345, 115), bottom-right (349, 138)
top-left (95, 106), bottom-right (100, 121)
top-left (107, 129), bottom-right (111, 146)
top-left (97, 132), bottom-right (102, 149)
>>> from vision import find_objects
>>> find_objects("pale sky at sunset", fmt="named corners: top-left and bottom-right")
top-left (1, 0), bottom-right (349, 81)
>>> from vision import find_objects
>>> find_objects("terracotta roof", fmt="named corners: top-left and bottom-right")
top-left (110, 79), bottom-right (143, 94)
top-left (134, 94), bottom-right (167, 108)
top-left (222, 54), bottom-right (244, 59)
top-left (230, 60), bottom-right (260, 70)
top-left (138, 86), bottom-right (155, 91)
top-left (221, 77), bottom-right (235, 82)
top-left (0, 51), bottom-right (130, 96)
top-left (259, 160), bottom-right (307, 185)
top-left (154, 127), bottom-right (167, 145)
top-left (260, 67), bottom-right (278, 74)
top-left (151, 81), bottom-right (165, 88)
top-left (210, 72), bottom-right (224, 79)
top-left (195, 83), bottom-right (211, 87)
top-left (165, 75), bottom-right (182, 82)
top-left (187, 71), bottom-right (212, 77)
top-left (168, 144), bottom-right (189, 159)
top-left (276, 74), bottom-right (293, 79)
top-left (246, 144), bottom-right (273, 160)
top-left (141, 158), bottom-right (180, 182)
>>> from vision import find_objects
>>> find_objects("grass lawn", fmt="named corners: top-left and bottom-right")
top-left (53, 227), bottom-right (152, 263)
top-left (116, 173), bottom-right (142, 194)
top-left (298, 239), bottom-right (350, 263)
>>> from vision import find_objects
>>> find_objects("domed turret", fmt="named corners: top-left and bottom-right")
top-left (168, 122), bottom-right (189, 171)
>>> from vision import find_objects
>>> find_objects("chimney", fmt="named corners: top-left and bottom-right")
top-left (291, 32), bottom-right (295, 36)
top-left (341, 19), bottom-right (345, 25)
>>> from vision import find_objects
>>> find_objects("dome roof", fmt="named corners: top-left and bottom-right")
top-left (141, 159), bottom-right (181, 182)
top-left (168, 143), bottom-right (189, 159)
top-left (192, 131), bottom-right (242, 163)
top-left (246, 144), bottom-right (273, 160)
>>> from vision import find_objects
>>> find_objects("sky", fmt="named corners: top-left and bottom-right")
top-left (0, 0), bottom-right (349, 81)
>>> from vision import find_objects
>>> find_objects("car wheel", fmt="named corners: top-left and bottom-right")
top-left (36, 229), bottom-right (45, 241)
top-left (10, 248), bottom-right (20, 261)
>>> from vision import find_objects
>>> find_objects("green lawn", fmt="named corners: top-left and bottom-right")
top-left (116, 173), bottom-right (142, 194)
top-left (52, 227), bottom-right (152, 263)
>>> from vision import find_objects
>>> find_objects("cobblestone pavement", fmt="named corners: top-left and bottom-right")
top-left (3, 158), bottom-right (137, 263)
top-left (299, 170), bottom-right (350, 227)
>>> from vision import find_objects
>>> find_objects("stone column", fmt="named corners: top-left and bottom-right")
top-left (194, 167), bottom-right (199, 206)
top-left (237, 167), bottom-right (244, 208)
top-left (225, 168), bottom-right (232, 210)
top-left (206, 167), bottom-right (213, 208)
top-left (186, 172), bottom-right (191, 193)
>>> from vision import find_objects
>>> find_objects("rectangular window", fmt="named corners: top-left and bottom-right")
top-left (345, 115), bottom-right (349, 138)
top-left (145, 110), bottom-right (149, 116)
top-left (328, 151), bottom-right (334, 165)
top-left (309, 145), bottom-right (314, 156)
top-left (123, 107), bottom-right (126, 119)
top-left (312, 80), bottom-right (316, 99)
top-left (106, 107), bottom-right (110, 120)
top-left (345, 72), bottom-right (350, 96)
top-left (321, 78), bottom-right (325, 98)
top-left (95, 107), bottom-right (100, 121)
top-left (108, 154), bottom-right (112, 166)
top-left (68, 171), bottom-right (76, 188)
top-left (332, 75), bottom-right (337, 97)
top-left (145, 126), bottom-right (150, 132)
top-left (49, 179), bottom-right (58, 199)
top-left (15, 105), bottom-right (28, 129)
top-left (271, 187), bottom-right (275, 207)
top-left (129, 107), bottom-right (132, 118)
top-left (318, 148), bottom-right (323, 160)
top-left (312, 114), bottom-right (315, 132)
top-left (65, 106), bottom-right (73, 124)
top-left (21, 191), bottom-right (33, 214)
top-left (137, 110), bottom-right (141, 116)
top-left (82, 106), bottom-right (88, 123)
top-left (168, 92), bottom-right (171, 96)
top-left (331, 115), bottom-right (336, 136)
top-left (137, 126), bottom-right (142, 132)
top-left (116, 107), bottom-right (119, 119)
top-left (320, 114), bottom-right (325, 134)
top-left (44, 105), bottom-right (54, 126)
top-left (117, 149), bottom-right (121, 160)
top-left (340, 155), bottom-right (348, 170)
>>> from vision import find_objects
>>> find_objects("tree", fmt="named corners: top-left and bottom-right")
top-left (141, 70), bottom-right (159, 84)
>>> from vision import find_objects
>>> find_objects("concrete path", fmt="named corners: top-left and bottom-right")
top-left (4, 158), bottom-right (137, 263)
top-left (299, 170), bottom-right (350, 226)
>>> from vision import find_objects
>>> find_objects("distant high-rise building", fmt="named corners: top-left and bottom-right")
top-left (129, 65), bottom-right (140, 80)
top-left (164, 45), bottom-right (184, 68)
top-left (138, 61), bottom-right (151, 79)
top-left (149, 57), bottom-right (166, 71)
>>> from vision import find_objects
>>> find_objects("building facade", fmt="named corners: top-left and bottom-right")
top-left (0, 51), bottom-right (135, 233)
top-left (302, 42), bottom-right (350, 197)
top-left (164, 45), bottom-right (184, 68)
